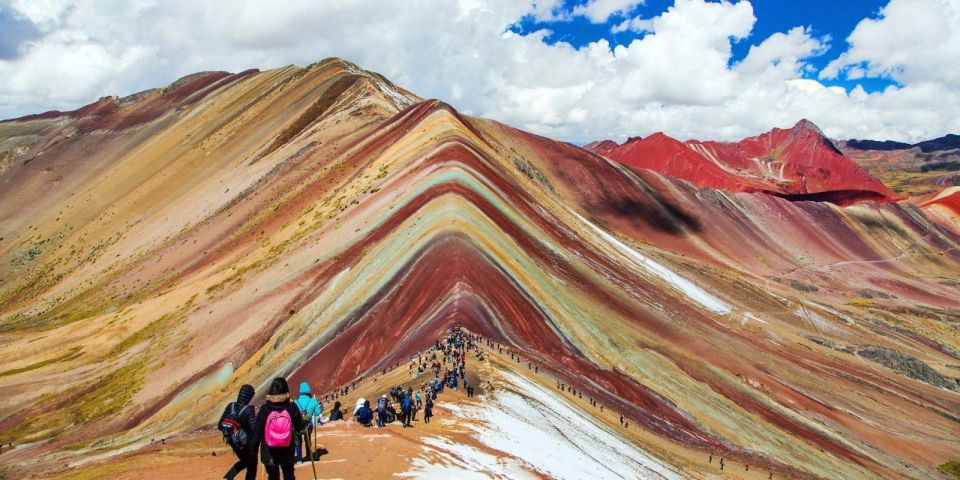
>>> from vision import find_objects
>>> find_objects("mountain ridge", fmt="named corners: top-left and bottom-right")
top-left (586, 119), bottom-right (898, 205)
top-left (1, 58), bottom-right (959, 480)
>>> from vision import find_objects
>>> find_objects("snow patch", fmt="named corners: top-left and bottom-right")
top-left (377, 80), bottom-right (415, 109)
top-left (408, 370), bottom-right (680, 480)
top-left (572, 210), bottom-right (731, 314)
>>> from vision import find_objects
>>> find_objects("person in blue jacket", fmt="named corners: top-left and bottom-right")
top-left (294, 382), bottom-right (323, 463)
top-left (354, 399), bottom-right (373, 426)
top-left (400, 394), bottom-right (414, 427)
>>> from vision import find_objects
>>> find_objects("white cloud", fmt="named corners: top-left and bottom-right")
top-left (0, 0), bottom-right (958, 143)
top-left (612, 16), bottom-right (653, 33)
top-left (573, 0), bottom-right (645, 23)
top-left (821, 0), bottom-right (960, 85)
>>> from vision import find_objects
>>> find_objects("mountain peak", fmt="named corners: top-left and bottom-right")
top-left (791, 118), bottom-right (825, 136)
top-left (591, 120), bottom-right (895, 204)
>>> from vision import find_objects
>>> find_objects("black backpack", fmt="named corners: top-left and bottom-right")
top-left (219, 402), bottom-right (251, 448)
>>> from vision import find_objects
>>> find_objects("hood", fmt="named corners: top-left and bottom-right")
top-left (236, 384), bottom-right (255, 406)
top-left (266, 393), bottom-right (290, 403)
top-left (333, 401), bottom-right (341, 410)
top-left (299, 382), bottom-right (311, 395)
top-left (363, 400), bottom-right (370, 407)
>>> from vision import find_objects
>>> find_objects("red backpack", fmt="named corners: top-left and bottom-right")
top-left (264, 408), bottom-right (293, 447)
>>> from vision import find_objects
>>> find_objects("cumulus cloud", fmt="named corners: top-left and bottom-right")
top-left (0, 0), bottom-right (957, 143)
top-left (573, 0), bottom-right (645, 23)
top-left (822, 0), bottom-right (960, 85)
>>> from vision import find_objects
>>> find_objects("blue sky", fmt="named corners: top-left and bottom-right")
top-left (510, 0), bottom-right (900, 93)
top-left (1, 0), bottom-right (957, 142)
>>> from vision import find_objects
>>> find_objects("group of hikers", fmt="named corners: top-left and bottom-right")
top-left (216, 326), bottom-right (483, 480)
top-left (217, 379), bottom-right (332, 480)
top-left (353, 326), bottom-right (481, 429)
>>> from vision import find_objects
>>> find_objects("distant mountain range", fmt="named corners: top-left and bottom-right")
top-left (840, 134), bottom-right (960, 196)
top-left (584, 119), bottom-right (897, 205)
top-left (846, 133), bottom-right (960, 153)
top-left (586, 125), bottom-right (959, 199)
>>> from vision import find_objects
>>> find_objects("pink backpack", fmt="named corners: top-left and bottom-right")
top-left (264, 409), bottom-right (293, 447)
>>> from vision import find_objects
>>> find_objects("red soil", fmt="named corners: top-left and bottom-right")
top-left (587, 120), bottom-right (898, 205)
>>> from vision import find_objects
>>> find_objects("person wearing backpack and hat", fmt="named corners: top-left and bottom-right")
top-left (293, 382), bottom-right (322, 464)
top-left (256, 377), bottom-right (305, 480)
top-left (218, 384), bottom-right (258, 480)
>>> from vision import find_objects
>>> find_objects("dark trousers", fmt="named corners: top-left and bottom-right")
top-left (226, 446), bottom-right (258, 480)
top-left (401, 409), bottom-right (411, 426)
top-left (264, 462), bottom-right (294, 480)
top-left (264, 447), bottom-right (296, 480)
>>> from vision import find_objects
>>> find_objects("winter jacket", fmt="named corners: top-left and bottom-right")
top-left (401, 396), bottom-right (413, 413)
top-left (294, 382), bottom-right (323, 424)
top-left (256, 394), bottom-right (305, 466)
top-left (377, 396), bottom-right (387, 412)
top-left (218, 385), bottom-right (258, 455)
top-left (328, 402), bottom-right (344, 421)
top-left (355, 400), bottom-right (373, 426)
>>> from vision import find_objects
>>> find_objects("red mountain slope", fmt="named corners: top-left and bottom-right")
top-left (588, 120), bottom-right (897, 205)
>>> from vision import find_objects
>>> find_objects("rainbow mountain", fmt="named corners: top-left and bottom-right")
top-left (0, 58), bottom-right (958, 479)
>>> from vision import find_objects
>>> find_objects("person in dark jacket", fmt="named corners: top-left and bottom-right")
top-left (328, 401), bottom-right (344, 421)
top-left (400, 394), bottom-right (414, 427)
top-left (355, 400), bottom-right (373, 426)
top-left (423, 396), bottom-right (433, 424)
top-left (376, 395), bottom-right (388, 428)
top-left (256, 377), bottom-right (305, 480)
top-left (219, 384), bottom-right (258, 480)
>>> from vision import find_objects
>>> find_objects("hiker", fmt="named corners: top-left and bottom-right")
top-left (376, 395), bottom-right (388, 428)
top-left (354, 399), bottom-right (373, 427)
top-left (218, 384), bottom-right (259, 480)
top-left (257, 377), bottom-right (306, 480)
top-left (328, 401), bottom-right (344, 421)
top-left (401, 392), bottom-right (414, 427)
top-left (294, 382), bottom-right (323, 464)
top-left (424, 396), bottom-right (433, 424)
top-left (415, 390), bottom-right (423, 409)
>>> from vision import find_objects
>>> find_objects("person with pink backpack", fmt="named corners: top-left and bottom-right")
top-left (256, 377), bottom-right (305, 480)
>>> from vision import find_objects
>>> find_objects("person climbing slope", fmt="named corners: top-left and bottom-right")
top-left (218, 384), bottom-right (258, 480)
top-left (294, 382), bottom-right (323, 464)
top-left (376, 395), bottom-right (388, 428)
top-left (256, 377), bottom-right (305, 480)
top-left (401, 393), bottom-right (414, 427)
top-left (423, 396), bottom-right (433, 424)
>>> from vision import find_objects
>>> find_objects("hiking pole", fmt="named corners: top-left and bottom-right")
top-left (313, 414), bottom-right (319, 463)
top-left (306, 424), bottom-right (318, 480)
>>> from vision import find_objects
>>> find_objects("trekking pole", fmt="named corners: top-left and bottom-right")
top-left (313, 414), bottom-right (319, 464)
top-left (305, 425), bottom-right (318, 480)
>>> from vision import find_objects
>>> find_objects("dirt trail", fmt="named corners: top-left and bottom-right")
top-left (24, 334), bottom-right (773, 480)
